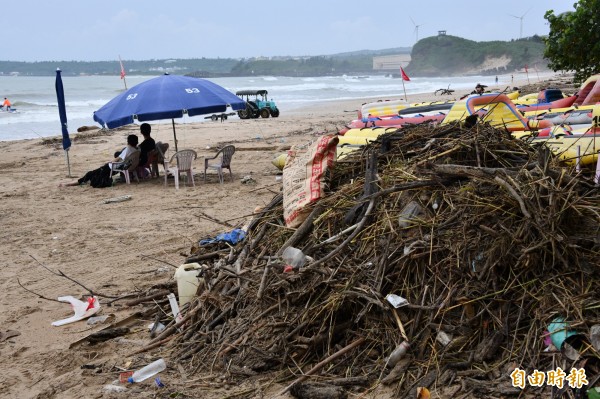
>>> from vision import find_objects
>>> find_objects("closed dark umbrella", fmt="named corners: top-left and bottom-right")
top-left (55, 68), bottom-right (72, 176)
top-left (93, 73), bottom-right (246, 152)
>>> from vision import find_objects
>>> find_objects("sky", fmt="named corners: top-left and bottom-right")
top-left (0, 0), bottom-right (577, 62)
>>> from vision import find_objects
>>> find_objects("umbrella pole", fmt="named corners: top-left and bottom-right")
top-left (172, 119), bottom-right (178, 153)
top-left (64, 148), bottom-right (72, 177)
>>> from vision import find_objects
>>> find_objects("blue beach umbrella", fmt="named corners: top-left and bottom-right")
top-left (93, 74), bottom-right (246, 152)
top-left (55, 68), bottom-right (72, 176)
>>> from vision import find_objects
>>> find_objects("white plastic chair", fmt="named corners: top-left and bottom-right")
top-left (152, 141), bottom-right (170, 178)
top-left (110, 149), bottom-right (140, 184)
top-left (164, 149), bottom-right (197, 189)
top-left (204, 145), bottom-right (235, 184)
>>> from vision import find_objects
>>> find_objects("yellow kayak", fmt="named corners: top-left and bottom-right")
top-left (544, 134), bottom-right (600, 166)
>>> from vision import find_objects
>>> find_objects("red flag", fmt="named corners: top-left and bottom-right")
top-left (524, 64), bottom-right (528, 73)
top-left (119, 56), bottom-right (126, 79)
top-left (400, 67), bottom-right (410, 81)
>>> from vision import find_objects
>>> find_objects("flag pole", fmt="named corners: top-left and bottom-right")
top-left (119, 55), bottom-right (128, 90)
top-left (400, 66), bottom-right (410, 102)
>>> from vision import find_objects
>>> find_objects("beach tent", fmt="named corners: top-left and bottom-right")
top-left (93, 74), bottom-right (246, 152)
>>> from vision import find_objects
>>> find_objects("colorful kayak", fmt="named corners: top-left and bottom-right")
top-left (517, 95), bottom-right (577, 112)
top-left (342, 112), bottom-right (445, 133)
top-left (530, 108), bottom-right (594, 126)
top-left (441, 93), bottom-right (552, 132)
top-left (574, 74), bottom-right (600, 105)
top-left (359, 99), bottom-right (453, 119)
top-left (359, 91), bottom-right (520, 119)
top-left (514, 105), bottom-right (600, 165)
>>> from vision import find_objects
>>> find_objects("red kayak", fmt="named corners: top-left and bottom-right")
top-left (517, 95), bottom-right (577, 112)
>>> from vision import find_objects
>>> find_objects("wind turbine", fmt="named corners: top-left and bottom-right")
top-left (409, 16), bottom-right (424, 43)
top-left (509, 7), bottom-right (532, 39)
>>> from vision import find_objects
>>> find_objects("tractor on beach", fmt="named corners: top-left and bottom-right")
top-left (235, 90), bottom-right (280, 119)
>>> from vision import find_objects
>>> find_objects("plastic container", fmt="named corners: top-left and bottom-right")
top-left (282, 246), bottom-right (307, 272)
top-left (128, 359), bottom-right (166, 383)
top-left (398, 201), bottom-right (422, 229)
top-left (548, 317), bottom-right (576, 349)
top-left (174, 263), bottom-right (204, 307)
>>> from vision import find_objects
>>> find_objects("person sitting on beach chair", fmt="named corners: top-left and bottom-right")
top-left (137, 123), bottom-right (156, 178)
top-left (60, 134), bottom-right (139, 188)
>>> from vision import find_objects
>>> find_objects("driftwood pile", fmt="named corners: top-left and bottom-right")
top-left (142, 122), bottom-right (600, 398)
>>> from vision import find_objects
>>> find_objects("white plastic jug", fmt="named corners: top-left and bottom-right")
top-left (174, 263), bottom-right (204, 307)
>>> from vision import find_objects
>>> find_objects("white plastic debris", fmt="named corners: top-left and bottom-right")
top-left (101, 195), bottom-right (132, 204)
top-left (102, 384), bottom-right (127, 393)
top-left (436, 331), bottom-right (453, 347)
top-left (87, 315), bottom-right (110, 325)
top-left (52, 296), bottom-right (101, 326)
top-left (385, 294), bottom-right (409, 308)
top-left (167, 293), bottom-right (183, 324)
top-left (148, 322), bottom-right (166, 335)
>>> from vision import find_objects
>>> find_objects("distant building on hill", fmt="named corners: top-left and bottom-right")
top-left (372, 54), bottom-right (411, 72)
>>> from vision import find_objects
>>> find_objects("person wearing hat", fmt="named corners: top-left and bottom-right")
top-left (473, 83), bottom-right (487, 95)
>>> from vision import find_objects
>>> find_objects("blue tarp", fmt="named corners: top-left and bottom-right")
top-left (199, 228), bottom-right (246, 246)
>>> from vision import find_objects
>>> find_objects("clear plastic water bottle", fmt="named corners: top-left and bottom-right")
top-left (128, 359), bottom-right (166, 383)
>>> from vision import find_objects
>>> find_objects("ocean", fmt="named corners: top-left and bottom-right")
top-left (0, 72), bottom-right (552, 142)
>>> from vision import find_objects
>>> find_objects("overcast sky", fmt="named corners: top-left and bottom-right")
top-left (0, 0), bottom-right (576, 62)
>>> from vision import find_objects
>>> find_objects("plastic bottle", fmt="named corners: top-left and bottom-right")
top-left (128, 359), bottom-right (166, 383)
top-left (282, 246), bottom-right (307, 272)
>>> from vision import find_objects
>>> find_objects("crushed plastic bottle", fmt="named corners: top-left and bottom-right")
top-left (398, 201), bottom-right (422, 229)
top-left (128, 359), bottom-right (166, 383)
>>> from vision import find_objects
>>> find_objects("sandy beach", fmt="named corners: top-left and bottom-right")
top-left (0, 75), bottom-right (570, 399)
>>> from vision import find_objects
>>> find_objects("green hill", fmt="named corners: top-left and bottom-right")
top-left (0, 38), bottom-right (547, 77)
top-left (407, 35), bottom-right (546, 76)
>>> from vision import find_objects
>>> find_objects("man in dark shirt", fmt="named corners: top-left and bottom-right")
top-left (139, 123), bottom-right (156, 166)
